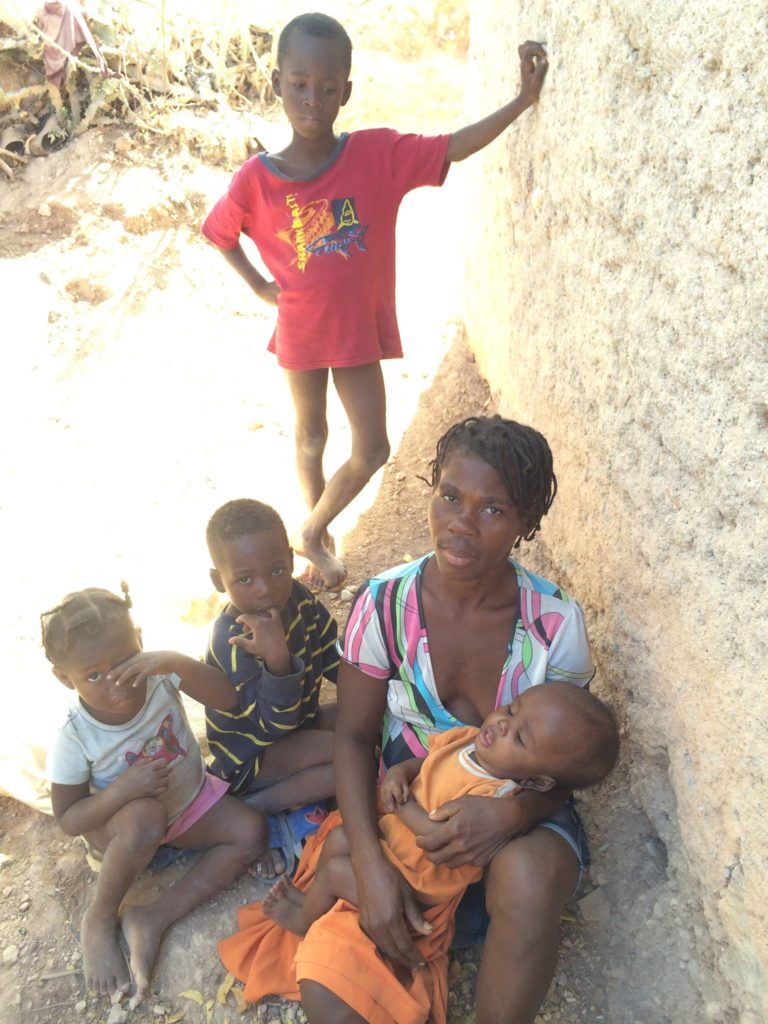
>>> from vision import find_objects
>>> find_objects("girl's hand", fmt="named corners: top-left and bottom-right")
top-left (230, 611), bottom-right (290, 676)
top-left (518, 41), bottom-right (548, 106)
top-left (380, 766), bottom-right (411, 812)
top-left (108, 651), bottom-right (178, 690)
top-left (118, 757), bottom-right (170, 800)
top-left (418, 795), bottom-right (525, 868)
top-left (355, 856), bottom-right (431, 968)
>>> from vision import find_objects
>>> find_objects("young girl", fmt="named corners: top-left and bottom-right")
top-left (42, 584), bottom-right (267, 1001)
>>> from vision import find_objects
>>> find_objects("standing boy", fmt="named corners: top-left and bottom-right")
top-left (203, 13), bottom-right (548, 588)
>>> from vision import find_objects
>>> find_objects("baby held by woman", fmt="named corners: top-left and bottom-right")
top-left (262, 681), bottom-right (618, 935)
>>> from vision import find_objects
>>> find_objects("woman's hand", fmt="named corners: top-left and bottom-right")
top-left (355, 856), bottom-right (431, 968)
top-left (417, 794), bottom-right (532, 868)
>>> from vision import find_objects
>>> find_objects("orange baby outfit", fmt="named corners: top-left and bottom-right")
top-left (218, 727), bottom-right (518, 1024)
top-left (378, 726), bottom-right (519, 904)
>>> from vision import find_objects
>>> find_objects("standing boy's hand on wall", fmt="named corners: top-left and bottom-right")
top-left (518, 40), bottom-right (548, 108)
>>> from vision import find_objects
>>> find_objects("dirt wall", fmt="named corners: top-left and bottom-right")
top-left (463, 2), bottom-right (767, 1019)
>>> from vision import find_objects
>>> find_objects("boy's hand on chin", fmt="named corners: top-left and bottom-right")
top-left (231, 610), bottom-right (291, 674)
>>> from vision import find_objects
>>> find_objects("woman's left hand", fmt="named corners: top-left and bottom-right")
top-left (416, 795), bottom-right (529, 868)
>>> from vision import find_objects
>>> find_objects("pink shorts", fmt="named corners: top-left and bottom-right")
top-left (164, 772), bottom-right (230, 845)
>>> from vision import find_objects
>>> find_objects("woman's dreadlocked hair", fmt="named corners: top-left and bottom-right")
top-left (40, 582), bottom-right (134, 667)
top-left (427, 416), bottom-right (557, 546)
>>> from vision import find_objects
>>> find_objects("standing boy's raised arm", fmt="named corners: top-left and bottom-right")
top-left (445, 41), bottom-right (548, 163)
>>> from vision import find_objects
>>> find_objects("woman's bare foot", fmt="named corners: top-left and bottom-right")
top-left (250, 846), bottom-right (285, 880)
top-left (262, 877), bottom-right (307, 935)
top-left (120, 903), bottom-right (166, 999)
top-left (81, 904), bottom-right (131, 996)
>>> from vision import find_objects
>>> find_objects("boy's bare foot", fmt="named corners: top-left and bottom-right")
top-left (262, 877), bottom-right (307, 935)
top-left (251, 847), bottom-right (285, 880)
top-left (81, 904), bottom-right (131, 996)
top-left (295, 535), bottom-right (347, 590)
top-left (120, 903), bottom-right (166, 999)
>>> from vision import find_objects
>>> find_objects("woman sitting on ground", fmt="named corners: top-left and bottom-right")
top-left (220, 414), bottom-right (596, 1024)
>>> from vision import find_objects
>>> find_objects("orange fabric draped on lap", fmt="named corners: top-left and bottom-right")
top-left (218, 811), bottom-right (462, 1024)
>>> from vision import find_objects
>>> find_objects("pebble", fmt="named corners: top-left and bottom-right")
top-left (0, 853), bottom-right (12, 869)
top-left (107, 1005), bottom-right (128, 1024)
top-left (578, 887), bottom-right (611, 925)
top-left (75, 1000), bottom-right (87, 1012)
top-left (3, 945), bottom-right (19, 964)
top-left (38, 202), bottom-right (52, 218)
top-left (2, 886), bottom-right (11, 896)
top-left (339, 589), bottom-right (354, 602)
top-left (19, 899), bottom-right (30, 912)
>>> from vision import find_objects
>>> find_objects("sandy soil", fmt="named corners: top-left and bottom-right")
top-left (0, 5), bottom-right (706, 1023)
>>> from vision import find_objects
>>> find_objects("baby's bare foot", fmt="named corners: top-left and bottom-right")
top-left (251, 847), bottom-right (285, 880)
top-left (81, 904), bottom-right (131, 996)
top-left (262, 877), bottom-right (307, 935)
top-left (120, 904), bottom-right (166, 998)
top-left (263, 875), bottom-right (304, 913)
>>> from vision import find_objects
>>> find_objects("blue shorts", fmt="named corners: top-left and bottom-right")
top-left (451, 799), bottom-right (589, 948)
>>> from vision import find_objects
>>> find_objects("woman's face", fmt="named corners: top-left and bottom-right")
top-left (428, 451), bottom-right (528, 580)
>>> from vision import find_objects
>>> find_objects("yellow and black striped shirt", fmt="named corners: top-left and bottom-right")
top-left (204, 579), bottom-right (339, 794)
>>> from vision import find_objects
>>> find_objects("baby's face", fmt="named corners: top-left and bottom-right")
top-left (473, 686), bottom-right (577, 783)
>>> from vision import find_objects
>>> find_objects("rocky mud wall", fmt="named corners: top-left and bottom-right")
top-left (463, 2), bottom-right (767, 1019)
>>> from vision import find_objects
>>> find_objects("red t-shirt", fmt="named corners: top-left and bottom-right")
top-left (202, 128), bottom-right (450, 370)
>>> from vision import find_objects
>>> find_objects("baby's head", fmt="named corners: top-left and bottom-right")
top-left (41, 583), bottom-right (145, 722)
top-left (474, 683), bottom-right (619, 792)
top-left (273, 13), bottom-right (353, 136)
top-left (207, 499), bottom-right (294, 617)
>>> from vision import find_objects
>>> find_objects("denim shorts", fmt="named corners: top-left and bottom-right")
top-left (451, 799), bottom-right (590, 948)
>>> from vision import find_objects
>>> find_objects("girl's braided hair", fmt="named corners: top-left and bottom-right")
top-left (41, 582), bottom-right (134, 667)
top-left (427, 415), bottom-right (557, 546)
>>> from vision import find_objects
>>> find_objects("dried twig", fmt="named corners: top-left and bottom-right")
top-left (0, 156), bottom-right (14, 179)
top-left (38, 967), bottom-right (83, 980)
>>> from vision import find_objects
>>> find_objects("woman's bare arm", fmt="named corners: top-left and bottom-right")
top-left (335, 662), bottom-right (427, 967)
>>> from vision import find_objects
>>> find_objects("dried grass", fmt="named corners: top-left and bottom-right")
top-left (0, 0), bottom-right (280, 176)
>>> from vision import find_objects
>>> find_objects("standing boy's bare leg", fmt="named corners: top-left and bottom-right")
top-left (285, 367), bottom-right (342, 587)
top-left (288, 362), bottom-right (389, 588)
top-left (286, 368), bottom-right (330, 513)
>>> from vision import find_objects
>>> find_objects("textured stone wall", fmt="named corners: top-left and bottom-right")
top-left (463, 1), bottom-right (767, 1017)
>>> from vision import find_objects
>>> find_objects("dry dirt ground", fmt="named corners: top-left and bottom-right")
top-left (0, 6), bottom-right (711, 1023)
